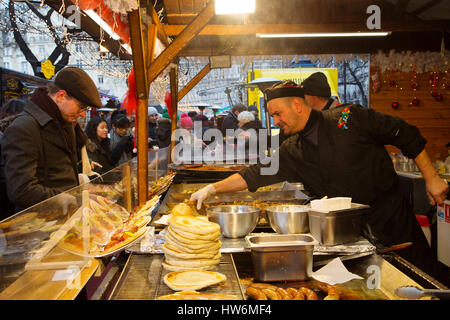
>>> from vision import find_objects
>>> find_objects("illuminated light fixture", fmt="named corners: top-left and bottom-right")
top-left (215, 0), bottom-right (255, 14)
top-left (85, 9), bottom-right (121, 40)
top-left (257, 32), bottom-right (390, 38)
top-left (99, 45), bottom-right (109, 53)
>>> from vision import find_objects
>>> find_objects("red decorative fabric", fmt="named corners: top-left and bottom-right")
top-left (164, 92), bottom-right (173, 119)
top-left (122, 67), bottom-right (137, 116)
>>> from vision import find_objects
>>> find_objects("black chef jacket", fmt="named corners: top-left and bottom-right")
top-left (239, 105), bottom-right (441, 278)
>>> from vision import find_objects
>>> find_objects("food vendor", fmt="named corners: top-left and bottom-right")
top-left (302, 72), bottom-right (341, 111)
top-left (191, 80), bottom-right (449, 284)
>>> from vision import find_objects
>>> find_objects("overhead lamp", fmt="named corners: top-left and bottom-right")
top-left (85, 9), bottom-right (121, 40)
top-left (257, 32), bottom-right (390, 38)
top-left (215, 0), bottom-right (255, 15)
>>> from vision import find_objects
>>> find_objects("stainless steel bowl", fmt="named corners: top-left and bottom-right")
top-left (266, 205), bottom-right (309, 234)
top-left (206, 205), bottom-right (260, 238)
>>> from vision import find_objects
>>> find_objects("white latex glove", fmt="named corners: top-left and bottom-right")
top-left (190, 184), bottom-right (216, 210)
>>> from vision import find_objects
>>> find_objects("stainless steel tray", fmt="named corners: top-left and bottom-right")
top-left (308, 203), bottom-right (371, 246)
top-left (245, 234), bottom-right (317, 281)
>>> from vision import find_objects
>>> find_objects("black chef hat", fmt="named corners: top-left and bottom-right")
top-left (264, 80), bottom-right (305, 102)
top-left (54, 67), bottom-right (102, 108)
top-left (301, 72), bottom-right (331, 98)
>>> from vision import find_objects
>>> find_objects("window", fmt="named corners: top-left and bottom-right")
top-left (39, 46), bottom-right (45, 59)
top-left (75, 44), bottom-right (82, 52)
top-left (76, 60), bottom-right (82, 68)
top-left (98, 76), bottom-right (103, 84)
top-left (3, 46), bottom-right (10, 56)
top-left (21, 61), bottom-right (28, 73)
top-left (4, 61), bottom-right (10, 69)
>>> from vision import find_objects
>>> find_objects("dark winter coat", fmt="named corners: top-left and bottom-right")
top-left (220, 111), bottom-right (239, 137)
top-left (1, 101), bottom-right (87, 209)
top-left (85, 138), bottom-right (114, 175)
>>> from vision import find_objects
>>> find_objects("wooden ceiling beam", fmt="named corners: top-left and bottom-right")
top-left (164, 21), bottom-right (450, 36)
top-left (167, 13), bottom-right (198, 25)
top-left (178, 63), bottom-right (211, 101)
top-left (175, 31), bottom-right (449, 56)
top-left (147, 0), bottom-right (214, 84)
top-left (150, 5), bottom-right (170, 47)
top-left (410, 0), bottom-right (444, 16)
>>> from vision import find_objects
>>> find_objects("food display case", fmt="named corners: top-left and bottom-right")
top-left (0, 147), bottom-right (171, 300)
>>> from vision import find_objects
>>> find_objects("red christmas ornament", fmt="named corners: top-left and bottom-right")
top-left (411, 83), bottom-right (419, 90)
top-left (389, 80), bottom-right (397, 86)
top-left (391, 101), bottom-right (399, 109)
top-left (411, 98), bottom-right (420, 106)
top-left (435, 94), bottom-right (443, 101)
top-left (431, 91), bottom-right (438, 97)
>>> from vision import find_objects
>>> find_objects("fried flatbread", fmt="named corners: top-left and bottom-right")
top-left (162, 244), bottom-right (220, 260)
top-left (167, 226), bottom-right (220, 244)
top-left (165, 233), bottom-right (221, 253)
top-left (163, 271), bottom-right (226, 291)
top-left (164, 255), bottom-right (220, 268)
top-left (101, 226), bottom-right (149, 255)
top-left (167, 226), bottom-right (220, 241)
top-left (161, 261), bottom-right (216, 272)
top-left (169, 216), bottom-right (220, 236)
top-left (156, 290), bottom-right (240, 300)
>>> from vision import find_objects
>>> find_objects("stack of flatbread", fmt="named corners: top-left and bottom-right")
top-left (162, 215), bottom-right (222, 271)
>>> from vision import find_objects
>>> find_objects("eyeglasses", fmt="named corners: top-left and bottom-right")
top-left (66, 93), bottom-right (87, 111)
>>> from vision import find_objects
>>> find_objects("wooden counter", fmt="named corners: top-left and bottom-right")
top-left (0, 247), bottom-right (99, 300)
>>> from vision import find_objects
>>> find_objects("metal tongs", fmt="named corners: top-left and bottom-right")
top-left (395, 286), bottom-right (450, 300)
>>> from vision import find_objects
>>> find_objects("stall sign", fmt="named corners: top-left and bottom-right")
top-left (41, 60), bottom-right (55, 79)
top-left (248, 68), bottom-right (339, 119)
top-left (437, 200), bottom-right (450, 267)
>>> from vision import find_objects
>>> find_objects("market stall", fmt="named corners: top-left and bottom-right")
top-left (2, 0), bottom-right (449, 301)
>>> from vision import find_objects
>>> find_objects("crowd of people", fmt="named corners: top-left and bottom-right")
top-left (0, 66), bottom-right (258, 219)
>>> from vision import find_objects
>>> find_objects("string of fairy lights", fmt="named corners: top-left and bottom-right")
top-left (0, 0), bottom-right (132, 79)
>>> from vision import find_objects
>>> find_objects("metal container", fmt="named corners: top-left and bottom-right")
top-left (308, 203), bottom-right (370, 246)
top-left (266, 205), bottom-right (309, 234)
top-left (245, 234), bottom-right (317, 281)
top-left (206, 205), bottom-right (260, 238)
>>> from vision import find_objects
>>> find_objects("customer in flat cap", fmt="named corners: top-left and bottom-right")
top-left (1, 67), bottom-right (102, 212)
top-left (302, 72), bottom-right (341, 111)
top-left (190, 79), bottom-right (450, 286)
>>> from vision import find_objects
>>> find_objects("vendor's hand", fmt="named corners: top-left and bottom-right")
top-left (190, 184), bottom-right (216, 210)
top-left (425, 175), bottom-right (449, 206)
top-left (52, 193), bottom-right (77, 215)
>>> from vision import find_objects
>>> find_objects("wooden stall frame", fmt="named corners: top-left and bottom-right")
top-left (128, 0), bottom-right (215, 202)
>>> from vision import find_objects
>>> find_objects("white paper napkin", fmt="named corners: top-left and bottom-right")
top-left (312, 257), bottom-right (363, 285)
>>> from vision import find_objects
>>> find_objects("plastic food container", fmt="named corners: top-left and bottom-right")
top-left (245, 234), bottom-right (317, 281)
top-left (308, 203), bottom-right (370, 246)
